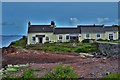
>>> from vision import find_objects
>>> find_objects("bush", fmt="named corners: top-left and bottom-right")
top-left (42, 64), bottom-right (78, 79)
top-left (97, 39), bottom-right (108, 41)
top-left (21, 68), bottom-right (36, 78)
top-left (82, 39), bottom-right (90, 43)
top-left (82, 39), bottom-right (95, 43)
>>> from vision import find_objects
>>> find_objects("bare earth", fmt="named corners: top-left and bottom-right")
top-left (2, 48), bottom-right (119, 78)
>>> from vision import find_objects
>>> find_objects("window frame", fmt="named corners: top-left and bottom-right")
top-left (86, 34), bottom-right (90, 38)
top-left (58, 35), bottom-right (62, 40)
top-left (32, 37), bottom-right (36, 42)
top-left (66, 35), bottom-right (70, 40)
top-left (46, 37), bottom-right (49, 41)
top-left (97, 33), bottom-right (100, 38)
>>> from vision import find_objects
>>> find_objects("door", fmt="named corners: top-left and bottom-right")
top-left (109, 34), bottom-right (113, 40)
top-left (38, 37), bottom-right (42, 43)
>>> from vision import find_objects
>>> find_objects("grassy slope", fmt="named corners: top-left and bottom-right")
top-left (9, 36), bottom-right (27, 48)
top-left (27, 42), bottom-right (98, 53)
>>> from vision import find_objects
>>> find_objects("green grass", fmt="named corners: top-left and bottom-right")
top-left (97, 39), bottom-right (120, 44)
top-left (74, 43), bottom-right (98, 53)
top-left (2, 64), bottom-right (78, 79)
top-left (101, 73), bottom-right (120, 80)
top-left (28, 42), bottom-right (98, 53)
top-left (21, 68), bottom-right (36, 78)
top-left (30, 67), bottom-right (46, 71)
top-left (10, 36), bottom-right (27, 48)
top-left (42, 64), bottom-right (78, 79)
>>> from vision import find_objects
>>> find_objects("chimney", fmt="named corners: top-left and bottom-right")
top-left (51, 21), bottom-right (55, 28)
top-left (28, 21), bottom-right (31, 27)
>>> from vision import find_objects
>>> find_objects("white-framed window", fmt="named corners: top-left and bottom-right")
top-left (96, 33), bottom-right (100, 39)
top-left (86, 34), bottom-right (90, 39)
top-left (46, 37), bottom-right (49, 42)
top-left (66, 35), bottom-right (70, 40)
top-left (32, 37), bottom-right (36, 42)
top-left (59, 35), bottom-right (62, 40)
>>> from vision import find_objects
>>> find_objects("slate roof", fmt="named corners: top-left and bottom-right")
top-left (53, 27), bottom-right (80, 34)
top-left (78, 25), bottom-right (118, 33)
top-left (28, 25), bottom-right (53, 33)
top-left (28, 24), bottom-right (118, 34)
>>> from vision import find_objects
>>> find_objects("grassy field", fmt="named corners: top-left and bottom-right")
top-left (27, 42), bottom-right (98, 53)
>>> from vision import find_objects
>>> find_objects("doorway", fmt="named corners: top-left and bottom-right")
top-left (109, 34), bottom-right (113, 40)
top-left (38, 37), bottom-right (42, 43)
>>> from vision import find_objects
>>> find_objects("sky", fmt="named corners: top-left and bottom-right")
top-left (2, 2), bottom-right (118, 35)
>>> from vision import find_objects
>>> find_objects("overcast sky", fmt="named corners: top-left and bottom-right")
top-left (2, 2), bottom-right (118, 35)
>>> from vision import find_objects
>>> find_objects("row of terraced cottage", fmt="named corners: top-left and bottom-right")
top-left (27, 21), bottom-right (119, 45)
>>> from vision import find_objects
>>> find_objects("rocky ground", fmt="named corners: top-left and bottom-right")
top-left (2, 47), bottom-right (119, 78)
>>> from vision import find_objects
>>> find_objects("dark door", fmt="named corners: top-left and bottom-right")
top-left (38, 37), bottom-right (42, 43)
top-left (109, 34), bottom-right (113, 40)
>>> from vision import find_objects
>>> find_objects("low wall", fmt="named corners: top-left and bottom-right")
top-left (97, 42), bottom-right (120, 56)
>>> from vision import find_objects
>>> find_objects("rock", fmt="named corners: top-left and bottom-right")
top-left (103, 57), bottom-right (107, 60)
top-left (80, 55), bottom-right (86, 58)
top-left (79, 53), bottom-right (94, 58)
top-left (105, 72), bottom-right (111, 75)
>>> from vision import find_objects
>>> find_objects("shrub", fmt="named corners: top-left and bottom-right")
top-left (42, 64), bottom-right (78, 79)
top-left (82, 39), bottom-right (90, 43)
top-left (21, 68), bottom-right (36, 78)
top-left (97, 39), bottom-right (108, 41)
top-left (82, 39), bottom-right (95, 43)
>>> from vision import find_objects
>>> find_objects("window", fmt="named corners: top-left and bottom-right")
top-left (97, 34), bottom-right (100, 38)
top-left (46, 37), bottom-right (49, 42)
top-left (46, 37), bottom-right (49, 40)
top-left (66, 35), bottom-right (69, 40)
top-left (59, 35), bottom-right (62, 40)
top-left (86, 34), bottom-right (89, 38)
top-left (32, 37), bottom-right (35, 41)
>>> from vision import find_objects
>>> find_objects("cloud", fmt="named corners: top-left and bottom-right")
top-left (69, 17), bottom-right (80, 26)
top-left (96, 17), bottom-right (110, 24)
top-left (2, 22), bottom-right (15, 26)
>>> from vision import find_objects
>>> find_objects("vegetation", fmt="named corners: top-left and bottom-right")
top-left (2, 64), bottom-right (78, 79)
top-left (97, 39), bottom-right (120, 44)
top-left (101, 73), bottom-right (120, 80)
top-left (30, 67), bottom-right (46, 71)
top-left (82, 39), bottom-right (95, 43)
top-left (27, 42), bottom-right (98, 53)
top-left (74, 43), bottom-right (98, 53)
top-left (10, 35), bottom-right (27, 48)
top-left (21, 68), bottom-right (36, 78)
top-left (42, 64), bottom-right (78, 79)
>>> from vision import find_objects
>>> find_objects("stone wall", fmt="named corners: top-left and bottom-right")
top-left (97, 42), bottom-right (120, 56)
